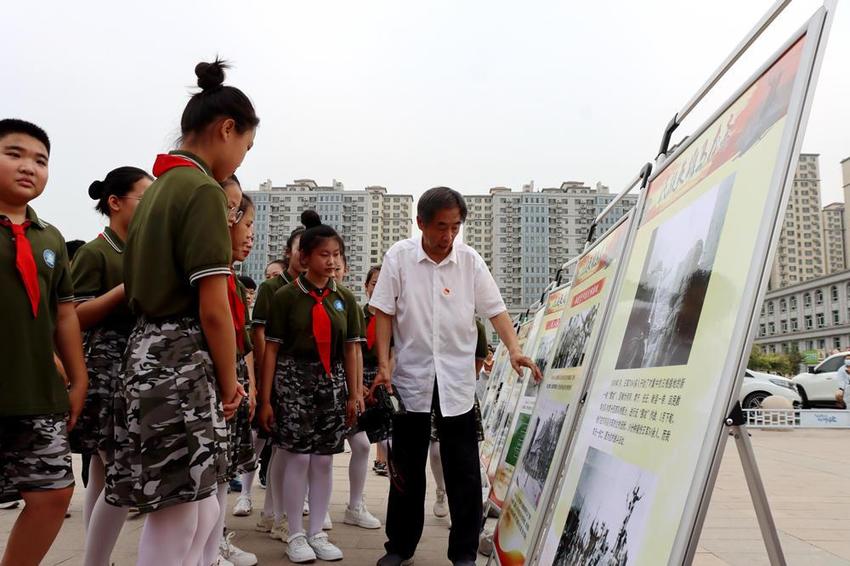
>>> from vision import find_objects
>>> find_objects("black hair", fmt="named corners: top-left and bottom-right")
top-left (0, 119), bottom-right (51, 155)
top-left (65, 239), bottom-right (85, 260)
top-left (299, 210), bottom-right (345, 257)
top-left (266, 259), bottom-right (286, 271)
top-left (365, 264), bottom-right (382, 285)
top-left (286, 225), bottom-right (306, 253)
top-left (88, 166), bottom-right (152, 216)
top-left (238, 191), bottom-right (253, 214)
top-left (181, 59), bottom-right (260, 139)
top-left (222, 173), bottom-right (241, 189)
top-left (417, 186), bottom-right (468, 224)
top-left (238, 275), bottom-right (257, 290)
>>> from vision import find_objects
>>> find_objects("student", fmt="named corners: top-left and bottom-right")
top-left (201, 180), bottom-right (258, 566)
top-left (361, 265), bottom-right (393, 478)
top-left (429, 319), bottom-right (489, 519)
top-left (70, 166), bottom-right (152, 566)
top-left (265, 259), bottom-right (285, 280)
top-left (336, 258), bottom-right (382, 530)
top-left (105, 59), bottom-right (259, 566)
top-left (259, 210), bottom-right (362, 563)
top-left (239, 226), bottom-right (306, 540)
top-left (0, 118), bottom-right (89, 565)
top-left (238, 275), bottom-right (257, 314)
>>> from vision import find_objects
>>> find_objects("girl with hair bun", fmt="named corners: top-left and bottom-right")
top-left (69, 165), bottom-right (152, 566)
top-left (105, 58), bottom-right (259, 566)
top-left (259, 210), bottom-right (362, 563)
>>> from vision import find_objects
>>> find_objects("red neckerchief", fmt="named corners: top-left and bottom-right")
top-left (309, 288), bottom-right (333, 376)
top-left (152, 154), bottom-right (203, 177)
top-left (227, 272), bottom-right (246, 353)
top-left (366, 314), bottom-right (377, 350)
top-left (1, 218), bottom-right (39, 317)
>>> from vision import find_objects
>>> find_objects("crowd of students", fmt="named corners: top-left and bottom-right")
top-left (1, 57), bottom-right (537, 566)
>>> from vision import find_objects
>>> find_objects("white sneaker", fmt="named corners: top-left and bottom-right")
top-left (286, 533), bottom-right (317, 563)
top-left (323, 511), bottom-right (333, 530)
top-left (216, 556), bottom-right (235, 566)
top-left (433, 488), bottom-right (449, 518)
top-left (307, 532), bottom-right (343, 561)
top-left (220, 532), bottom-right (258, 566)
top-left (344, 502), bottom-right (382, 529)
top-left (270, 518), bottom-right (289, 541)
top-left (0, 500), bottom-right (20, 510)
top-left (303, 500), bottom-right (310, 515)
top-left (232, 495), bottom-right (252, 517)
top-left (255, 512), bottom-right (274, 532)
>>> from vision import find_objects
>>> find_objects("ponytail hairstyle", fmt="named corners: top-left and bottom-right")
top-left (88, 166), bottom-right (152, 216)
top-left (299, 210), bottom-right (345, 258)
top-left (181, 58), bottom-right (260, 140)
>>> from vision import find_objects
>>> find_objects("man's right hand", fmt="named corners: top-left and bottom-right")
top-left (258, 402), bottom-right (275, 433)
top-left (368, 366), bottom-right (393, 403)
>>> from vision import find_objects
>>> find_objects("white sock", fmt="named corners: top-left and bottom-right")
top-left (270, 446), bottom-right (288, 523)
top-left (429, 441), bottom-right (446, 492)
top-left (137, 501), bottom-right (200, 565)
top-left (83, 453), bottom-right (105, 531)
top-left (240, 431), bottom-right (265, 498)
top-left (200, 484), bottom-right (228, 566)
top-left (82, 454), bottom-right (129, 566)
top-left (308, 455), bottom-right (333, 537)
top-left (281, 450), bottom-right (309, 536)
top-left (185, 495), bottom-right (220, 566)
top-left (348, 432), bottom-right (370, 509)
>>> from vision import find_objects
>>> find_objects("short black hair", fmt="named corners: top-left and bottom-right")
top-left (181, 59), bottom-right (259, 139)
top-left (238, 275), bottom-right (257, 290)
top-left (417, 186), bottom-right (467, 224)
top-left (88, 166), bottom-right (152, 216)
top-left (0, 119), bottom-right (50, 154)
top-left (65, 239), bottom-right (85, 260)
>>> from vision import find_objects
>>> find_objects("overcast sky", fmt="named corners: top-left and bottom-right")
top-left (3, 0), bottom-right (847, 242)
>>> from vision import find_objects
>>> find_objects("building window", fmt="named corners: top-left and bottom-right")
top-left (791, 319), bottom-right (798, 331)
top-left (780, 299), bottom-right (787, 313)
top-left (759, 324), bottom-right (766, 337)
top-left (768, 322), bottom-right (775, 335)
top-left (804, 292), bottom-right (812, 307)
top-left (834, 337), bottom-right (842, 350)
top-left (831, 285), bottom-right (839, 302)
top-left (819, 339), bottom-right (826, 350)
top-left (833, 311), bottom-right (841, 325)
top-left (816, 290), bottom-right (824, 305)
top-left (816, 313), bottom-right (825, 328)
top-left (766, 301), bottom-right (774, 315)
top-left (790, 296), bottom-right (797, 310)
top-left (781, 320), bottom-right (788, 332)
top-left (805, 315), bottom-right (813, 329)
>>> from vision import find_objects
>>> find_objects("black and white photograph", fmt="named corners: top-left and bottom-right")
top-left (552, 447), bottom-right (657, 566)
top-left (616, 174), bottom-right (735, 370)
top-left (515, 398), bottom-right (569, 506)
top-left (551, 304), bottom-right (600, 370)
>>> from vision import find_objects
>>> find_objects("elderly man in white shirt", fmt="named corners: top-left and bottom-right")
top-left (369, 187), bottom-right (541, 566)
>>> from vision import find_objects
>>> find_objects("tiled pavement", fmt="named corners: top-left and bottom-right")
top-left (2, 429), bottom-right (849, 565)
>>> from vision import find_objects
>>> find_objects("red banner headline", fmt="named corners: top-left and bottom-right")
top-left (571, 279), bottom-right (605, 307)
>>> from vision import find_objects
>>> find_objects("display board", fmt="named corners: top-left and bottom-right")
top-left (489, 284), bottom-right (571, 509)
top-left (485, 310), bottom-right (546, 478)
top-left (480, 317), bottom-right (538, 472)
top-left (534, 11), bottom-right (831, 565)
top-left (493, 217), bottom-right (631, 566)
top-left (481, 342), bottom-right (511, 423)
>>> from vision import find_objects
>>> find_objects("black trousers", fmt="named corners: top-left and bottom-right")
top-left (385, 383), bottom-right (482, 562)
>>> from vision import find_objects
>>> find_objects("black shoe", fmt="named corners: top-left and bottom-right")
top-left (376, 553), bottom-right (414, 566)
top-left (373, 461), bottom-right (389, 476)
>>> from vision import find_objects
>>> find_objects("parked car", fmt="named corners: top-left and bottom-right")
top-left (740, 369), bottom-right (801, 409)
top-left (792, 351), bottom-right (850, 408)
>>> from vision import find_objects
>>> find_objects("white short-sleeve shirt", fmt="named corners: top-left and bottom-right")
top-left (369, 236), bottom-right (507, 417)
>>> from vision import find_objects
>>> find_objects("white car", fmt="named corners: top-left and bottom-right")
top-left (793, 351), bottom-right (850, 408)
top-left (740, 369), bottom-right (801, 409)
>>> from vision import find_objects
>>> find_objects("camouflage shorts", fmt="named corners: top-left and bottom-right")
top-left (430, 397), bottom-right (484, 442)
top-left (222, 356), bottom-right (256, 482)
top-left (105, 317), bottom-right (228, 512)
top-left (271, 356), bottom-right (348, 455)
top-left (0, 414), bottom-right (74, 503)
top-left (70, 327), bottom-right (128, 455)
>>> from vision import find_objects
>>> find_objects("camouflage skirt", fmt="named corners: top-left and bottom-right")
top-left (271, 356), bottom-right (348, 455)
top-left (105, 316), bottom-right (228, 512)
top-left (70, 327), bottom-right (128, 455)
top-left (222, 356), bottom-right (256, 482)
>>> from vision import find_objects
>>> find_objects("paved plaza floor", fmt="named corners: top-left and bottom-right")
top-left (2, 429), bottom-right (849, 565)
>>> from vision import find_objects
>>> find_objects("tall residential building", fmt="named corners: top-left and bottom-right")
top-left (241, 179), bottom-right (413, 301)
top-left (462, 181), bottom-right (638, 312)
top-left (842, 157), bottom-right (850, 261)
top-left (769, 153), bottom-right (825, 290)
top-left (822, 202), bottom-right (846, 274)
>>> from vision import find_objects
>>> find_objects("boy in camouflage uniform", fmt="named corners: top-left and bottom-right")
top-left (0, 119), bottom-right (89, 565)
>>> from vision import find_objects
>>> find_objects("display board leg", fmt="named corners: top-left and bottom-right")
top-left (727, 405), bottom-right (786, 566)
